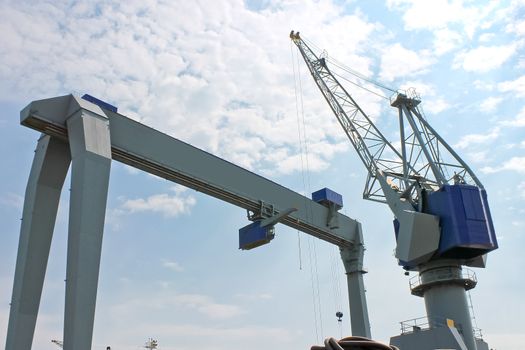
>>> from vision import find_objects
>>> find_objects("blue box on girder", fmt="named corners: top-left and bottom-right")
top-left (312, 188), bottom-right (343, 209)
top-left (426, 184), bottom-right (497, 259)
top-left (239, 221), bottom-right (275, 250)
top-left (81, 94), bottom-right (118, 113)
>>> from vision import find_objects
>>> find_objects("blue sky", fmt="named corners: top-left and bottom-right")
top-left (0, 0), bottom-right (524, 349)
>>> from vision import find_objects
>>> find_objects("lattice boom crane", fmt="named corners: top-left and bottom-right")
top-left (291, 31), bottom-right (497, 350)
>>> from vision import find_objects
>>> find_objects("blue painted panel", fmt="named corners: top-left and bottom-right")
top-left (239, 221), bottom-right (274, 250)
top-left (426, 185), bottom-right (497, 259)
top-left (311, 188), bottom-right (343, 209)
top-left (81, 94), bottom-right (118, 113)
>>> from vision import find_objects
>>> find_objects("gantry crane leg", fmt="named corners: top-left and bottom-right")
top-left (63, 110), bottom-right (112, 350)
top-left (6, 136), bottom-right (71, 350)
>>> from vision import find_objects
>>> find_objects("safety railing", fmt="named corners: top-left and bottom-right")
top-left (400, 315), bottom-right (483, 340)
top-left (400, 316), bottom-right (465, 334)
top-left (409, 267), bottom-right (477, 292)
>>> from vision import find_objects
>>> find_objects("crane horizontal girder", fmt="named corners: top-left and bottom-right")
top-left (21, 94), bottom-right (359, 247)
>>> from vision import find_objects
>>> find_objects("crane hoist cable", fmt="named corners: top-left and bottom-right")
top-left (331, 70), bottom-right (389, 100)
top-left (302, 37), bottom-right (397, 93)
top-left (291, 39), bottom-right (324, 342)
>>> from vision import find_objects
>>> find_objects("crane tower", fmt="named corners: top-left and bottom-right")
top-left (291, 31), bottom-right (497, 350)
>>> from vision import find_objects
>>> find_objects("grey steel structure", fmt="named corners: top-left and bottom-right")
top-left (291, 32), bottom-right (495, 350)
top-left (6, 94), bottom-right (371, 350)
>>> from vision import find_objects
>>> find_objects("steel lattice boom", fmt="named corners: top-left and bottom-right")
top-left (290, 32), bottom-right (482, 207)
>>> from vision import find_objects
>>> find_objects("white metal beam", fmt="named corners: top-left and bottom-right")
top-left (6, 135), bottom-right (70, 350)
top-left (20, 94), bottom-right (359, 246)
top-left (63, 108), bottom-right (112, 350)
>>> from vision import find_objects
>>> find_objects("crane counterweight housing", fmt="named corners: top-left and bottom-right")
top-left (425, 184), bottom-right (497, 258)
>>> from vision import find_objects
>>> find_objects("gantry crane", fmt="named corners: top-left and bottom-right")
top-left (6, 93), bottom-right (370, 349)
top-left (291, 31), bottom-right (497, 350)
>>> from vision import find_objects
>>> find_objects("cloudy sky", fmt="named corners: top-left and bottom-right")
top-left (1, 0), bottom-right (524, 349)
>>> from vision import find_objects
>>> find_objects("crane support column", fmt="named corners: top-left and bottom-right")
top-left (6, 136), bottom-right (71, 350)
top-left (415, 261), bottom-right (477, 350)
top-left (340, 224), bottom-right (371, 338)
top-left (63, 109), bottom-right (112, 350)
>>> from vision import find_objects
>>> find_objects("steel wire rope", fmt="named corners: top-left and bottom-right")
top-left (329, 245), bottom-right (344, 339)
top-left (294, 39), bottom-right (325, 341)
top-left (298, 49), bottom-right (326, 341)
top-left (331, 70), bottom-right (389, 101)
top-left (292, 40), bottom-right (321, 342)
top-left (301, 36), bottom-right (397, 94)
top-left (291, 41), bottom-right (305, 272)
top-left (326, 58), bottom-right (396, 93)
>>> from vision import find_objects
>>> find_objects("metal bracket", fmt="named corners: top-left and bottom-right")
top-left (247, 200), bottom-right (275, 221)
top-left (326, 202), bottom-right (340, 229)
top-left (246, 201), bottom-right (297, 227)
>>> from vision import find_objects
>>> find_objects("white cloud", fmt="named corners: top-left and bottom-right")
top-left (174, 293), bottom-right (245, 319)
top-left (0, 192), bottom-right (23, 210)
top-left (433, 28), bottom-right (463, 55)
top-left (500, 106), bottom-right (525, 127)
top-left (111, 291), bottom-right (246, 321)
top-left (498, 75), bottom-right (525, 97)
top-left (235, 293), bottom-right (273, 301)
top-left (399, 81), bottom-right (450, 114)
top-left (379, 44), bottom-right (434, 81)
top-left (466, 151), bottom-right (489, 164)
top-left (121, 193), bottom-right (196, 217)
top-left (519, 181), bottom-right (525, 198)
top-left (0, 1), bottom-right (381, 178)
top-left (505, 1), bottom-right (525, 36)
top-left (478, 32), bottom-right (496, 43)
top-left (473, 80), bottom-right (495, 91)
top-left (387, 0), bottom-right (469, 31)
top-left (170, 185), bottom-right (190, 195)
top-left (480, 96), bottom-right (503, 113)
top-left (424, 98), bottom-right (450, 114)
top-left (163, 260), bottom-right (184, 272)
top-left (482, 157), bottom-right (525, 174)
top-left (454, 127), bottom-right (500, 149)
top-left (454, 44), bottom-right (517, 72)
top-left (386, 0), bottom-right (501, 38)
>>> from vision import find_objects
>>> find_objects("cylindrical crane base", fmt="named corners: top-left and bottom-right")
top-left (411, 261), bottom-right (478, 350)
